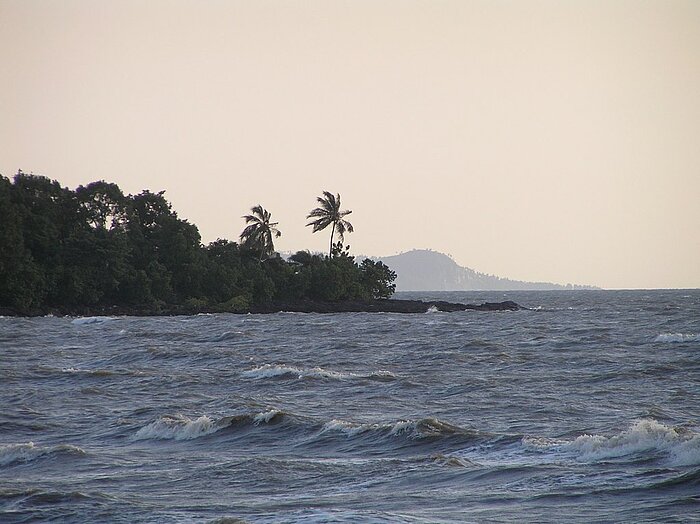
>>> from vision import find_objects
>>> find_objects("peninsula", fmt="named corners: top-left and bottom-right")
top-left (0, 173), bottom-right (522, 317)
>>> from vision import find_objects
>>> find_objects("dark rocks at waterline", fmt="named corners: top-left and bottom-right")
top-left (0, 300), bottom-right (522, 317)
top-left (248, 299), bottom-right (523, 314)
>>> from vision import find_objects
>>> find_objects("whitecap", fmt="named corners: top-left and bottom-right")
top-left (241, 364), bottom-right (305, 379)
top-left (253, 409), bottom-right (281, 425)
top-left (426, 305), bottom-right (439, 313)
top-left (132, 414), bottom-right (221, 441)
top-left (390, 420), bottom-right (418, 437)
top-left (526, 420), bottom-right (700, 466)
top-left (321, 419), bottom-right (377, 437)
top-left (0, 442), bottom-right (86, 467)
top-left (654, 333), bottom-right (700, 343)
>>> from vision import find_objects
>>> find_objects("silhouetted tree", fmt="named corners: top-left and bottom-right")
top-left (306, 191), bottom-right (353, 257)
top-left (239, 205), bottom-right (281, 261)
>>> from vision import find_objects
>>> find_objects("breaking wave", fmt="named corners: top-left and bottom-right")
top-left (654, 333), bottom-right (700, 343)
top-left (0, 442), bottom-right (86, 467)
top-left (132, 410), bottom-right (285, 441)
top-left (241, 364), bottom-right (396, 382)
top-left (130, 410), bottom-right (488, 452)
top-left (321, 417), bottom-right (484, 441)
top-left (524, 419), bottom-right (700, 466)
top-left (133, 414), bottom-right (223, 441)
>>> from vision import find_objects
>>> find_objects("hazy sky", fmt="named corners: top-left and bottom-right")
top-left (2, 0), bottom-right (699, 289)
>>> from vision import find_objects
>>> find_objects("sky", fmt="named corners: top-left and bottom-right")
top-left (1, 0), bottom-right (699, 289)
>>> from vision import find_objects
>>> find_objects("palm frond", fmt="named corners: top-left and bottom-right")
top-left (238, 205), bottom-right (281, 259)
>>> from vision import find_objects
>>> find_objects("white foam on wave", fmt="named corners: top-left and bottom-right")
top-left (524, 419), bottom-right (700, 466)
top-left (390, 420), bottom-right (419, 437)
top-left (426, 305), bottom-right (439, 313)
top-left (71, 316), bottom-right (115, 325)
top-left (132, 414), bottom-right (221, 441)
top-left (241, 364), bottom-right (394, 382)
top-left (321, 417), bottom-right (461, 440)
top-left (321, 419), bottom-right (378, 437)
top-left (253, 409), bottom-right (281, 425)
top-left (654, 333), bottom-right (700, 343)
top-left (0, 442), bottom-right (86, 466)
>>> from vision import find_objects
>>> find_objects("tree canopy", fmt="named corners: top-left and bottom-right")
top-left (0, 173), bottom-right (396, 315)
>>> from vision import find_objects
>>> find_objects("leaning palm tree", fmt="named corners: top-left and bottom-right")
top-left (306, 191), bottom-right (354, 257)
top-left (240, 205), bottom-right (281, 261)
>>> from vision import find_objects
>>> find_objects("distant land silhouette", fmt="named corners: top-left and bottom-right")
top-left (374, 249), bottom-right (597, 291)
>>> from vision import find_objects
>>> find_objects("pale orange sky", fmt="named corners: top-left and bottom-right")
top-left (1, 0), bottom-right (699, 289)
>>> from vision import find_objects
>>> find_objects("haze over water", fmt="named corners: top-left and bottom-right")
top-left (2, 0), bottom-right (699, 289)
top-left (2, 290), bottom-right (699, 522)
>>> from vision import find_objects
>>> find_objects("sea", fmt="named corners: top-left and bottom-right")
top-left (1, 289), bottom-right (699, 523)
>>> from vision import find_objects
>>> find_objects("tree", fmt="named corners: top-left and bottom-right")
top-left (76, 181), bottom-right (128, 230)
top-left (239, 205), bottom-right (281, 261)
top-left (306, 191), bottom-right (354, 257)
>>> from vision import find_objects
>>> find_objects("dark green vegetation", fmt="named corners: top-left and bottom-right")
top-left (0, 172), bottom-right (396, 316)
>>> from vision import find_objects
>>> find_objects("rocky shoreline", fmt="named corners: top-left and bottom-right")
top-left (249, 299), bottom-right (522, 314)
top-left (0, 299), bottom-right (522, 317)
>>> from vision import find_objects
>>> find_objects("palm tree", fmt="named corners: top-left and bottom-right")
top-left (240, 205), bottom-right (281, 261)
top-left (306, 191), bottom-right (354, 257)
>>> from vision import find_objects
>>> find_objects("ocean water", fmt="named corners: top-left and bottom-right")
top-left (1, 289), bottom-right (699, 523)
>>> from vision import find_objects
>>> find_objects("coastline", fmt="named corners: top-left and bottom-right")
top-left (0, 299), bottom-right (522, 317)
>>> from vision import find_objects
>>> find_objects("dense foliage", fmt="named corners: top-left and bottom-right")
top-left (0, 172), bottom-right (396, 315)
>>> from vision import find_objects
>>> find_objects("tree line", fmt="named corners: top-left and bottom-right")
top-left (0, 171), bottom-right (396, 315)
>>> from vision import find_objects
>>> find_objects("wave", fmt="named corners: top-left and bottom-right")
top-left (524, 420), bottom-right (700, 466)
top-left (321, 417), bottom-right (481, 441)
top-left (133, 414), bottom-right (224, 441)
top-left (200, 330), bottom-right (245, 343)
top-left (61, 367), bottom-right (116, 376)
top-left (132, 410), bottom-right (285, 441)
top-left (241, 364), bottom-right (395, 382)
top-left (654, 333), bottom-right (700, 343)
top-left (0, 442), bottom-right (86, 467)
top-left (130, 409), bottom-right (488, 455)
top-left (71, 316), bottom-right (116, 325)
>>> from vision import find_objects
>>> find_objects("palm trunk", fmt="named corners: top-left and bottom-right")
top-left (329, 226), bottom-right (335, 257)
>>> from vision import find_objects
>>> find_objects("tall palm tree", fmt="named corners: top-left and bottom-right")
top-left (306, 191), bottom-right (353, 257)
top-left (240, 205), bottom-right (281, 261)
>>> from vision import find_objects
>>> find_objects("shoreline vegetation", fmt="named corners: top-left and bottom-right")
top-left (0, 172), bottom-right (521, 316)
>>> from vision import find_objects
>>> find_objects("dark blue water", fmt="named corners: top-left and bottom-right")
top-left (1, 290), bottom-right (699, 523)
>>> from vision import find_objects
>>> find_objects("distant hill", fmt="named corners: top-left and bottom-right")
top-left (375, 249), bottom-right (596, 291)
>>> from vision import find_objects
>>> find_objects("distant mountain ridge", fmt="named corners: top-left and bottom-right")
top-left (375, 249), bottom-right (596, 291)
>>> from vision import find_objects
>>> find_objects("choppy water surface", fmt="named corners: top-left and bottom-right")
top-left (1, 290), bottom-right (699, 523)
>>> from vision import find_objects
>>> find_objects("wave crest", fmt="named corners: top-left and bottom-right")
top-left (525, 420), bottom-right (700, 466)
top-left (322, 417), bottom-right (480, 441)
top-left (0, 442), bottom-right (86, 467)
top-left (133, 410), bottom-right (285, 441)
top-left (132, 414), bottom-right (221, 441)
